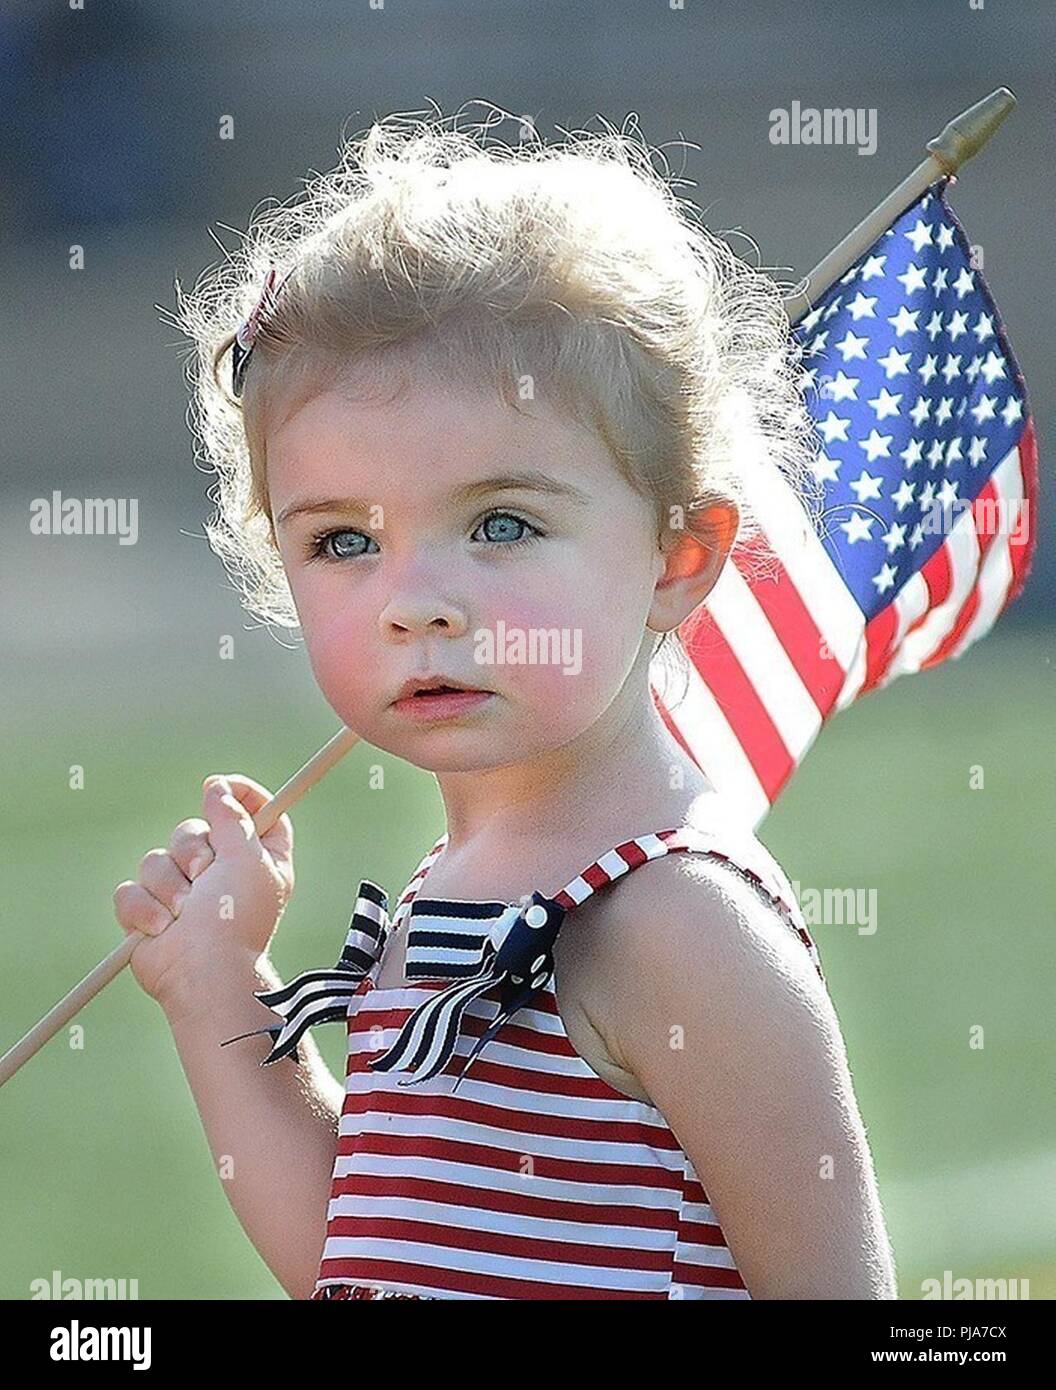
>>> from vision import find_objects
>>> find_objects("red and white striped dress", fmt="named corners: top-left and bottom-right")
top-left (297, 817), bottom-right (825, 1301)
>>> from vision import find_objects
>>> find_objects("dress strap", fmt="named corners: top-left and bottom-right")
top-left (390, 833), bottom-right (449, 931)
top-left (552, 825), bottom-right (820, 968)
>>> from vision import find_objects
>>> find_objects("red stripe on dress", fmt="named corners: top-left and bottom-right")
top-left (671, 1262), bottom-right (748, 1291)
top-left (677, 1218), bottom-right (736, 1247)
top-left (339, 1130), bottom-right (687, 1192)
top-left (612, 838), bottom-right (650, 870)
top-left (330, 1172), bottom-right (688, 1230)
top-left (323, 1215), bottom-right (681, 1272)
top-left (315, 1256), bottom-right (672, 1300)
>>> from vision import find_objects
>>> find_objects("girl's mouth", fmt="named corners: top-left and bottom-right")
top-left (391, 685), bottom-right (495, 722)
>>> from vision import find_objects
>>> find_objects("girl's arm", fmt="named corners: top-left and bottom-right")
top-left (593, 854), bottom-right (897, 1300)
top-left (113, 774), bottom-right (343, 1300)
top-left (162, 949), bottom-right (344, 1301)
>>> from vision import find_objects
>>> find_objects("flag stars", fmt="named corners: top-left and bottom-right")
top-left (972, 312), bottom-right (994, 343)
top-left (881, 521), bottom-right (907, 553)
top-left (936, 477), bottom-right (960, 507)
top-left (904, 219), bottom-right (934, 253)
top-left (812, 452), bottom-right (841, 484)
top-left (860, 253), bottom-right (887, 281)
top-left (835, 329), bottom-right (870, 361)
top-left (818, 410), bottom-right (851, 443)
top-left (846, 291), bottom-right (878, 320)
top-left (824, 369), bottom-right (860, 402)
top-left (839, 511), bottom-right (875, 544)
top-left (891, 479), bottom-right (916, 511)
top-left (871, 562), bottom-right (899, 595)
top-left (979, 351), bottom-right (1007, 384)
top-left (941, 353), bottom-right (963, 384)
top-left (952, 266), bottom-right (976, 299)
top-left (970, 394), bottom-right (997, 425)
top-left (918, 354), bottom-right (939, 386)
top-left (909, 397), bottom-right (932, 429)
top-left (909, 396), bottom-right (932, 427)
top-left (798, 192), bottom-right (1027, 623)
top-left (925, 310), bottom-right (944, 341)
top-left (877, 346), bottom-right (912, 378)
top-left (858, 430), bottom-right (893, 462)
top-left (805, 330), bottom-right (829, 357)
top-left (888, 305), bottom-right (921, 337)
top-left (850, 468), bottom-right (884, 502)
top-left (868, 386), bottom-right (903, 419)
top-left (896, 263), bottom-right (928, 296)
top-left (900, 437), bottom-right (925, 468)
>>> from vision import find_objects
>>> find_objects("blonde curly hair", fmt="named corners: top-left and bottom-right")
top-left (171, 102), bottom-right (821, 699)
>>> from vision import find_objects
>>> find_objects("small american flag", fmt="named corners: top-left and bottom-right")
top-left (652, 179), bottom-right (1038, 828)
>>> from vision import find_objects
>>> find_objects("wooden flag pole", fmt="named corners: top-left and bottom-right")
top-left (783, 87), bottom-right (1015, 326)
top-left (0, 725), bottom-right (361, 1089)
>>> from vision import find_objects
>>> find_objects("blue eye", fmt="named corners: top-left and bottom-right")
top-left (472, 511), bottom-right (542, 546)
top-left (307, 528), bottom-right (379, 562)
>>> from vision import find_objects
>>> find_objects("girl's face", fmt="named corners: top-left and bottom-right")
top-left (267, 379), bottom-right (668, 771)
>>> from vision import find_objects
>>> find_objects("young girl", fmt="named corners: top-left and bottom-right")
top-left (113, 108), bottom-right (896, 1300)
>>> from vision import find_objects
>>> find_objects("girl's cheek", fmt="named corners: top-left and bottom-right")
top-left (471, 596), bottom-right (625, 697)
top-left (297, 600), bottom-right (376, 712)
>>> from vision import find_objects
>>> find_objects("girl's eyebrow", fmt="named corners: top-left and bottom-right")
top-left (276, 472), bottom-right (591, 525)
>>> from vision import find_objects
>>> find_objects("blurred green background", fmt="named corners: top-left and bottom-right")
top-left (1, 626), bottom-right (1051, 1299)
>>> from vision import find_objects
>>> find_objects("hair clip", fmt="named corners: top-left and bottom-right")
top-left (230, 265), bottom-right (292, 398)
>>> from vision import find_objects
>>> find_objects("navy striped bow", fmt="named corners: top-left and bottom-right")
top-left (219, 881), bottom-right (566, 1092)
top-left (219, 880), bottom-right (390, 1066)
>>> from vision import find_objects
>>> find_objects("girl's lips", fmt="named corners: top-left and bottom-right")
top-left (390, 689), bottom-right (494, 722)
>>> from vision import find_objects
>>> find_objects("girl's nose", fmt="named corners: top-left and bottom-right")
top-left (378, 590), bottom-right (469, 640)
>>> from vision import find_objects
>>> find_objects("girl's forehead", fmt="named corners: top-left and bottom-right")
top-left (267, 380), bottom-right (617, 501)
top-left (273, 377), bottom-right (581, 445)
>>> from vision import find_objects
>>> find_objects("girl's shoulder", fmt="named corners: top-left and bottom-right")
top-left (560, 818), bottom-right (826, 1074)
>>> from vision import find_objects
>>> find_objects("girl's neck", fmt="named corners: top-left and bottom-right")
top-left (432, 672), bottom-right (717, 875)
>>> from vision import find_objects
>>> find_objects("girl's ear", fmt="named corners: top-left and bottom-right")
top-left (647, 503), bottom-right (739, 634)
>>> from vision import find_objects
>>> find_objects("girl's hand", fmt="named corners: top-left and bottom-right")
top-left (112, 775), bottom-right (295, 1015)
